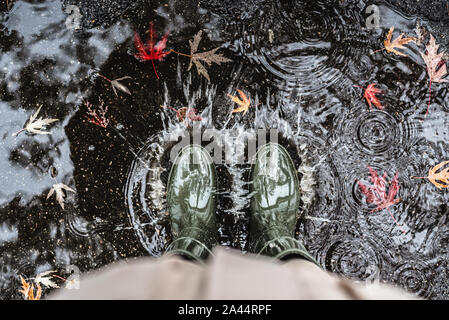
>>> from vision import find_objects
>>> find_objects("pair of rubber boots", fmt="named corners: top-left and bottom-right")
top-left (166, 143), bottom-right (318, 265)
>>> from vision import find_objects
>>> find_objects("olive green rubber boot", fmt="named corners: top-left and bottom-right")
top-left (249, 143), bottom-right (319, 265)
top-left (166, 145), bottom-right (218, 263)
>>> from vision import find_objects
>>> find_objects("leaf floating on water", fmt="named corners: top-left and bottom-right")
top-left (171, 30), bottom-right (232, 81)
top-left (421, 34), bottom-right (448, 83)
top-left (13, 106), bottom-right (58, 136)
top-left (47, 183), bottom-right (76, 210)
top-left (373, 26), bottom-right (416, 57)
top-left (420, 34), bottom-right (448, 117)
top-left (412, 160), bottom-right (449, 189)
top-left (228, 89), bottom-right (251, 114)
top-left (354, 83), bottom-right (383, 110)
top-left (384, 26), bottom-right (416, 57)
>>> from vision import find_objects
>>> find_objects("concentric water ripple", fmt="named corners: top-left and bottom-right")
top-left (331, 104), bottom-right (416, 162)
top-left (391, 261), bottom-right (434, 299)
top-left (124, 137), bottom-right (171, 256)
top-left (229, 0), bottom-right (372, 97)
top-left (318, 236), bottom-right (383, 282)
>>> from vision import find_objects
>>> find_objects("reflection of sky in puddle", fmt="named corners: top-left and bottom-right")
top-left (0, 0), bottom-right (133, 206)
top-left (0, 221), bottom-right (18, 244)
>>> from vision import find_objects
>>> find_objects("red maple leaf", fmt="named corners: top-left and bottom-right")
top-left (354, 83), bottom-right (383, 110)
top-left (357, 166), bottom-right (405, 233)
top-left (134, 22), bottom-right (170, 79)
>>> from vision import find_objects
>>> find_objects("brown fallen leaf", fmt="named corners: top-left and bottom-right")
top-left (373, 26), bottom-right (416, 57)
top-left (412, 160), bottom-right (449, 189)
top-left (228, 89), bottom-right (251, 114)
top-left (170, 30), bottom-right (232, 81)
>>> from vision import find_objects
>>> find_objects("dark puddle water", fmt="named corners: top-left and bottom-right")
top-left (1, 0), bottom-right (449, 299)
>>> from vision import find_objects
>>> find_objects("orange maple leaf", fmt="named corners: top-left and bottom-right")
top-left (412, 160), bottom-right (449, 189)
top-left (228, 89), bottom-right (251, 114)
top-left (374, 26), bottom-right (416, 57)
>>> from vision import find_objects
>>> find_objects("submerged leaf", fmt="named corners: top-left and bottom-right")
top-left (357, 167), bottom-right (401, 212)
top-left (161, 105), bottom-right (202, 126)
top-left (357, 167), bottom-right (405, 233)
top-left (99, 74), bottom-right (132, 97)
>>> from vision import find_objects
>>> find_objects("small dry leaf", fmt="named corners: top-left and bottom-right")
top-left (13, 106), bottom-right (58, 136)
top-left (383, 26), bottom-right (416, 57)
top-left (413, 161), bottom-right (449, 189)
top-left (228, 89), bottom-right (251, 114)
top-left (98, 74), bottom-right (132, 97)
top-left (47, 183), bottom-right (76, 210)
top-left (188, 30), bottom-right (232, 81)
top-left (110, 76), bottom-right (132, 96)
top-left (34, 271), bottom-right (59, 289)
top-left (84, 99), bottom-right (110, 128)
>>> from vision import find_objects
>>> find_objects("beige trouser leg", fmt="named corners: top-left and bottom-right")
top-left (48, 247), bottom-right (416, 300)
